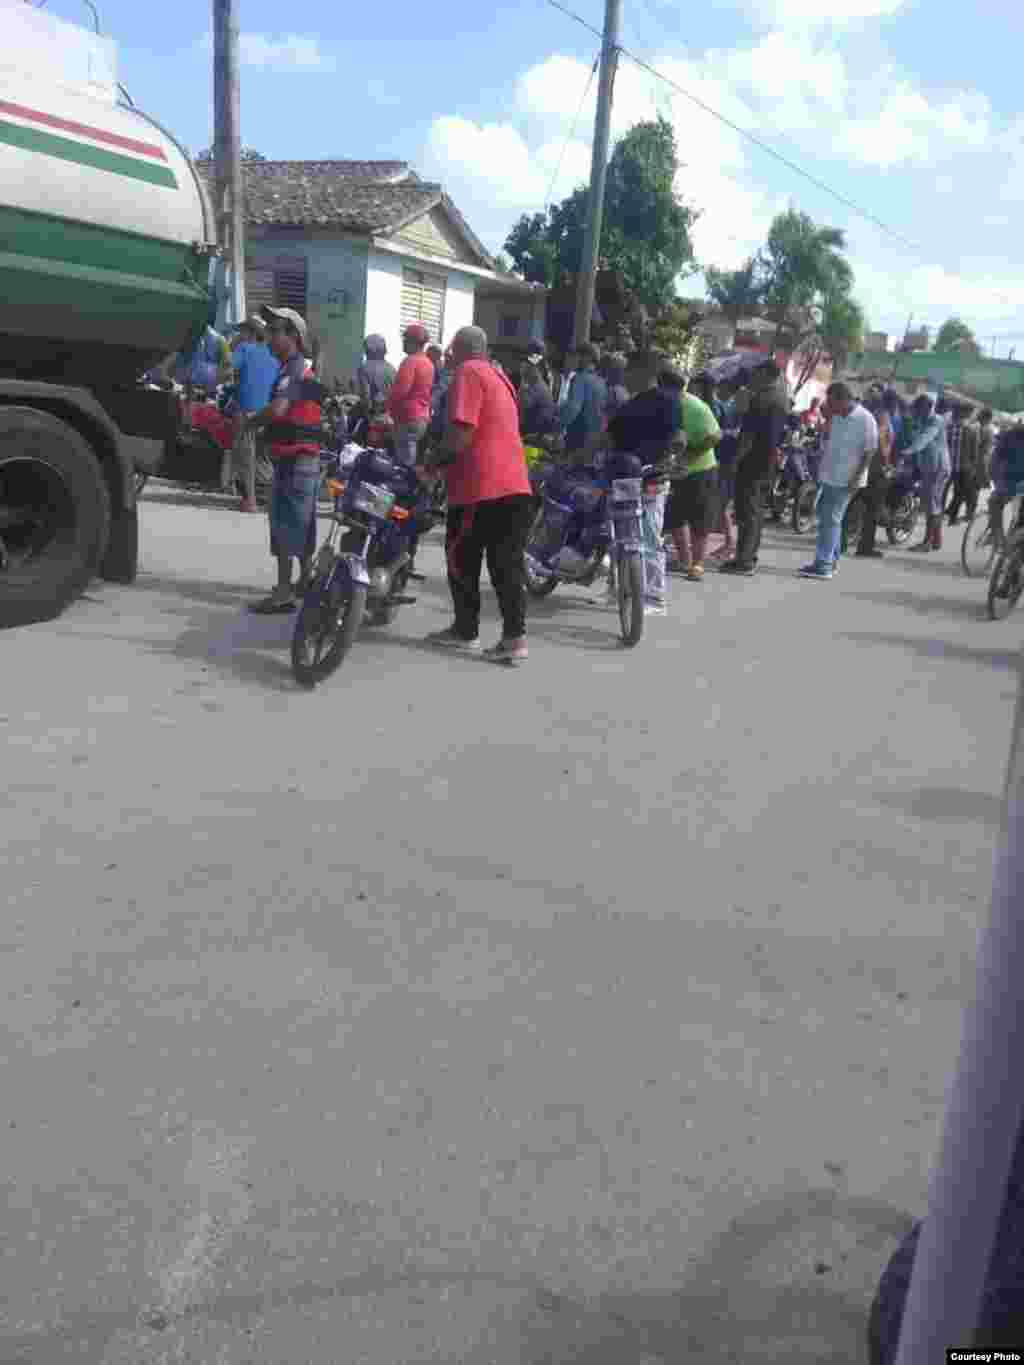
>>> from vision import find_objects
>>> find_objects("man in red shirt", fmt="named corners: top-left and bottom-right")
top-left (388, 321), bottom-right (434, 467)
top-left (418, 325), bottom-right (533, 666)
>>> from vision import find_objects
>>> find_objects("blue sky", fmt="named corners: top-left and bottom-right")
top-left (42, 0), bottom-right (1024, 354)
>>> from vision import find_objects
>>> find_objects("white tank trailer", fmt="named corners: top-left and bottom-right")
top-left (0, 0), bottom-right (217, 626)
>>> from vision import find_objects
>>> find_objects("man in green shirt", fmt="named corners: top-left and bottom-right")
top-left (664, 384), bottom-right (722, 580)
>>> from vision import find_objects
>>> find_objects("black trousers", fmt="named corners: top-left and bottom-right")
top-left (734, 461), bottom-right (770, 568)
top-left (446, 494), bottom-right (533, 641)
top-left (947, 472), bottom-right (982, 524)
top-left (858, 468), bottom-right (889, 552)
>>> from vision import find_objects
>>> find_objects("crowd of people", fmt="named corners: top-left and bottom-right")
top-left (163, 311), bottom-right (1024, 655)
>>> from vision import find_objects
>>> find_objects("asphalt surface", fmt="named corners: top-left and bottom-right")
top-left (2, 490), bottom-right (1020, 1363)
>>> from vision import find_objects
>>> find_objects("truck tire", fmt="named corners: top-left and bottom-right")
top-left (0, 406), bottom-right (111, 629)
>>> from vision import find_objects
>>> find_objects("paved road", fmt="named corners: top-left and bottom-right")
top-left (2, 494), bottom-right (1019, 1363)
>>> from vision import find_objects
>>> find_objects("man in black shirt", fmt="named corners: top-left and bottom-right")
top-left (721, 360), bottom-right (791, 576)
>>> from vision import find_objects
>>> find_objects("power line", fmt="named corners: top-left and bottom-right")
top-left (544, 0), bottom-right (922, 253)
top-left (544, 0), bottom-right (1024, 334)
top-left (544, 55), bottom-right (599, 210)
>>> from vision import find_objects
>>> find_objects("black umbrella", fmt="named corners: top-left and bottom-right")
top-left (704, 350), bottom-right (771, 386)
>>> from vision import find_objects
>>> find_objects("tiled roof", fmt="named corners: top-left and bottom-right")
top-left (196, 160), bottom-right (492, 267)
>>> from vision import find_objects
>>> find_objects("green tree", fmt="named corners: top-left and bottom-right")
top-left (502, 117), bottom-right (697, 313)
top-left (819, 292), bottom-right (865, 373)
top-left (704, 259), bottom-right (764, 323)
top-left (935, 316), bottom-right (980, 355)
top-left (503, 212), bottom-right (559, 286)
top-left (757, 209), bottom-right (853, 351)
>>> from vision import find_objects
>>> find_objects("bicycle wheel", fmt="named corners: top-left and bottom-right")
top-left (961, 514), bottom-right (998, 578)
top-left (987, 547), bottom-right (1024, 621)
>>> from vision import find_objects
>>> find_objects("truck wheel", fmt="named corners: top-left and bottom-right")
top-left (0, 406), bottom-right (111, 629)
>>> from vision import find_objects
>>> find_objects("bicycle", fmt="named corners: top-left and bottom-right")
top-left (986, 485), bottom-right (1024, 621)
top-left (961, 491), bottom-right (1005, 578)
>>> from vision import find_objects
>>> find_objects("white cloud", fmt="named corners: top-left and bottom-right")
top-left (428, 52), bottom-right (781, 274)
top-left (717, 30), bottom-right (847, 131)
top-left (838, 86), bottom-right (990, 168)
top-left (744, 0), bottom-right (906, 29)
top-left (851, 256), bottom-right (1024, 338)
top-left (197, 31), bottom-right (334, 71)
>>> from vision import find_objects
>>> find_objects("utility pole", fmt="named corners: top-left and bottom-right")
top-left (212, 0), bottom-right (245, 330)
top-left (572, 0), bottom-right (622, 350)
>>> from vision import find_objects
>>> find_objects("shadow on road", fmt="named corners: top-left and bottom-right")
top-left (842, 631), bottom-right (1020, 671)
top-left (0, 1190), bottom-right (909, 1364)
top-left (874, 785), bottom-right (1003, 828)
top-left (838, 588), bottom-right (987, 620)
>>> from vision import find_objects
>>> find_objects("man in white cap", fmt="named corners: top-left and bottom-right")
top-left (245, 307), bottom-right (327, 613)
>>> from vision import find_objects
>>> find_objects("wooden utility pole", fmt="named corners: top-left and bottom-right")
top-left (212, 0), bottom-right (245, 329)
top-left (572, 0), bottom-right (622, 349)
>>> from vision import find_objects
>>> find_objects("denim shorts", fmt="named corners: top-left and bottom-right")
top-left (269, 455), bottom-right (320, 560)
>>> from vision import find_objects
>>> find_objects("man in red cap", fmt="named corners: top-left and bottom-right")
top-left (388, 322), bottom-right (435, 467)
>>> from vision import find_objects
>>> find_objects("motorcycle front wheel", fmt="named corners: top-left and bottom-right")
top-left (617, 554), bottom-right (644, 648)
top-left (524, 509), bottom-right (559, 598)
top-left (291, 576), bottom-right (367, 686)
top-left (887, 494), bottom-right (919, 546)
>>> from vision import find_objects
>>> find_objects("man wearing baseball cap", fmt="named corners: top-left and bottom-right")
top-left (387, 322), bottom-right (434, 467)
top-left (245, 307), bottom-right (327, 613)
top-left (230, 316), bottom-right (278, 511)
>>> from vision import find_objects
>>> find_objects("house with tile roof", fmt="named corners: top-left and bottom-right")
top-left (197, 159), bottom-right (547, 386)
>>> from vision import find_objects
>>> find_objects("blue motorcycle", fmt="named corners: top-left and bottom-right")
top-left (523, 458), bottom-right (653, 647)
top-left (291, 448), bottom-right (437, 687)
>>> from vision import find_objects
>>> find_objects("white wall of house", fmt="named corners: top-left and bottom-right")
top-left (443, 268), bottom-right (476, 347)
top-left (365, 247), bottom-right (476, 361)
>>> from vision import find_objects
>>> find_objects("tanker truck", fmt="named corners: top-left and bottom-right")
top-left (0, 3), bottom-right (217, 628)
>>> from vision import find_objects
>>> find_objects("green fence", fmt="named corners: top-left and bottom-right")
top-left (846, 351), bottom-right (1024, 414)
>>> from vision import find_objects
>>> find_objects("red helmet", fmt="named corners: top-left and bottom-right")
top-left (403, 322), bottom-right (429, 344)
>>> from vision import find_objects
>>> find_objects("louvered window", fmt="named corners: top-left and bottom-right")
top-left (401, 267), bottom-right (446, 345)
top-left (245, 254), bottom-right (308, 316)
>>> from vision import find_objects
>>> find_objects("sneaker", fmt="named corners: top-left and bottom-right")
top-left (483, 637), bottom-right (528, 666)
top-left (425, 627), bottom-right (482, 654)
top-left (719, 560), bottom-right (755, 576)
top-left (686, 564), bottom-right (705, 582)
top-left (799, 562), bottom-right (833, 580)
top-left (644, 603), bottom-right (668, 616)
top-left (856, 548), bottom-right (884, 559)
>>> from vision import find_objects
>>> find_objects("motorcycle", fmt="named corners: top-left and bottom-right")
top-left (523, 457), bottom-right (655, 648)
top-left (523, 432), bottom-right (562, 515)
top-left (842, 457), bottom-right (922, 553)
top-left (770, 431), bottom-right (823, 533)
top-left (290, 448), bottom-right (439, 687)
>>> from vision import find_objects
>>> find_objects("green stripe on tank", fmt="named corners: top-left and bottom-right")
top-left (0, 117), bottom-right (178, 189)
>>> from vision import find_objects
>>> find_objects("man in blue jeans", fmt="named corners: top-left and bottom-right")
top-left (800, 382), bottom-right (877, 581)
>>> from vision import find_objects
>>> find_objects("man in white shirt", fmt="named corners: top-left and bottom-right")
top-left (800, 382), bottom-right (878, 581)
